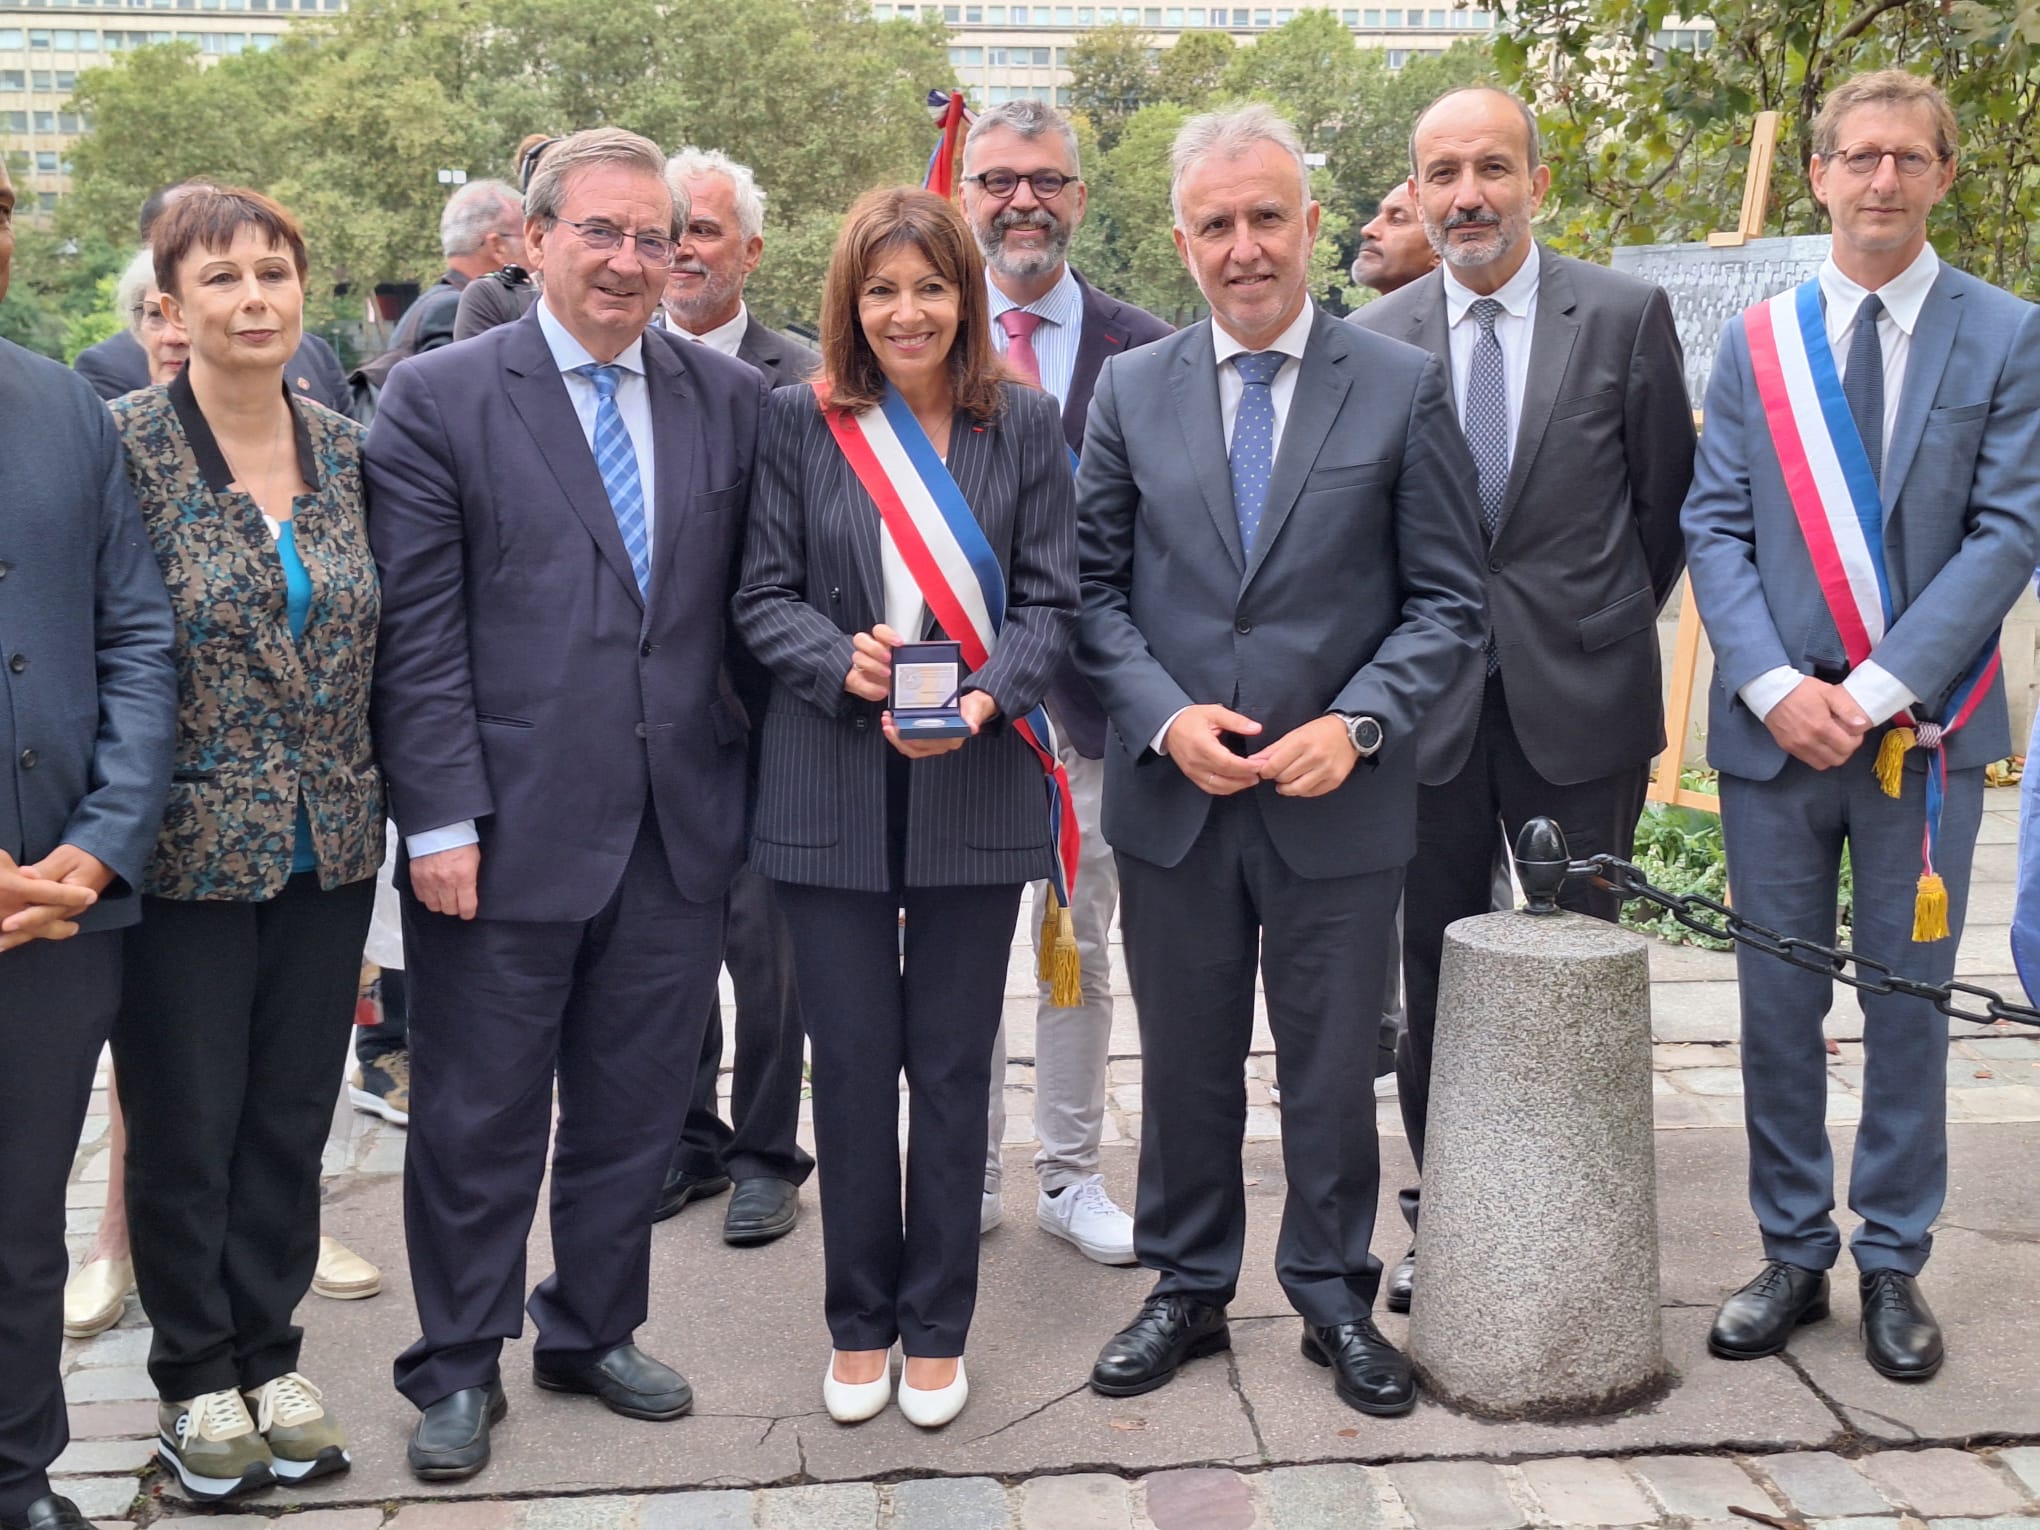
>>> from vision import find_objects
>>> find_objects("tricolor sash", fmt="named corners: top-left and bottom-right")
top-left (816, 379), bottom-right (1084, 1003)
top-left (1744, 280), bottom-right (1999, 940)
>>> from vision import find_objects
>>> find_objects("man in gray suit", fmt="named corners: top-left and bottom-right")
top-left (1685, 70), bottom-right (2040, 1382)
top-left (0, 157), bottom-right (178, 1530)
top-left (1350, 87), bottom-right (1695, 1314)
top-left (1076, 106), bottom-right (1485, 1415)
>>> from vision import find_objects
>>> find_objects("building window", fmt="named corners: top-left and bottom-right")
top-left (34, 110), bottom-right (55, 129)
top-left (1055, 4), bottom-right (1072, 19)
top-left (871, 2), bottom-right (891, 13)
top-left (1009, 4), bottom-right (1025, 19)
top-left (1252, 6), bottom-right (1269, 22)
top-left (944, 4), bottom-right (960, 17)
top-left (1404, 9), bottom-right (1420, 22)
top-left (56, 69), bottom-right (74, 85)
top-left (1386, 45), bottom-right (1406, 63)
top-left (1429, 8), bottom-right (1444, 21)
top-left (986, 3), bottom-right (1003, 18)
top-left (1166, 5), bottom-right (1183, 22)
top-left (0, 71), bottom-right (24, 89)
top-left (949, 43), bottom-right (982, 61)
top-left (1076, 4), bottom-right (1091, 17)
top-left (36, 151), bottom-right (59, 170)
top-left (29, 28), bottom-right (53, 45)
top-left (963, 4), bottom-right (981, 17)
top-left (1054, 45), bottom-right (1068, 62)
top-left (1056, 85), bottom-right (1071, 104)
top-left (1276, 6), bottom-right (1292, 18)
top-left (58, 111), bottom-right (79, 130)
top-left (895, 2), bottom-right (915, 13)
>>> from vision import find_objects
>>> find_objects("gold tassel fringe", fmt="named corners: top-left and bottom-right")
top-left (1048, 904), bottom-right (1082, 1008)
top-left (1912, 872), bottom-right (1950, 943)
top-left (1874, 727), bottom-right (1914, 797)
top-left (1037, 896), bottom-right (1059, 983)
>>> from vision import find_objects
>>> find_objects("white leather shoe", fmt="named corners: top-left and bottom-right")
top-left (822, 1351), bottom-right (892, 1424)
top-left (897, 1357), bottom-right (968, 1429)
top-left (981, 1188), bottom-right (1004, 1234)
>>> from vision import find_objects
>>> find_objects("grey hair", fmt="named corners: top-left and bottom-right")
top-left (116, 245), bottom-right (159, 339)
top-left (1408, 85), bottom-right (1543, 176)
top-left (525, 127), bottom-right (684, 236)
top-left (439, 178), bottom-right (523, 257)
top-left (664, 147), bottom-right (766, 244)
top-left (963, 99), bottom-right (1082, 177)
top-left (1170, 104), bottom-right (1311, 230)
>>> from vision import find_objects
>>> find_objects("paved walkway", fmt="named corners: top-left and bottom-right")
top-left (48, 799), bottom-right (2040, 1526)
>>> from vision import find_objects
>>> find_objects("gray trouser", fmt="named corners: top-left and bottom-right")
top-left (987, 747), bottom-right (1118, 1193)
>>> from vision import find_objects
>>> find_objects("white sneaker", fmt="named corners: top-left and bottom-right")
top-left (1374, 1071), bottom-right (1399, 1099)
top-left (822, 1350), bottom-right (892, 1424)
top-left (981, 1187), bottom-right (1004, 1234)
top-left (1037, 1174), bottom-right (1137, 1265)
top-left (897, 1356), bottom-right (968, 1428)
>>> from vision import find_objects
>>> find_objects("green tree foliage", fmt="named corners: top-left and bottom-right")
top-left (1066, 22), bottom-right (1157, 149)
top-left (1488, 0), bottom-right (2040, 288)
top-left (1153, 29), bottom-right (1237, 109)
top-left (0, 217), bottom-right (130, 360)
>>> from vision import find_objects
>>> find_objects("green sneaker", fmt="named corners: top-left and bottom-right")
top-left (244, 1371), bottom-right (351, 1483)
top-left (157, 1389), bottom-right (274, 1501)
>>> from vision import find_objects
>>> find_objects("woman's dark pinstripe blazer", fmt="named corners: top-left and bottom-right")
top-left (732, 380), bottom-right (1077, 892)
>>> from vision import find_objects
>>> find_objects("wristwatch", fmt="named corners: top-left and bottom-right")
top-left (1335, 713), bottom-right (1384, 758)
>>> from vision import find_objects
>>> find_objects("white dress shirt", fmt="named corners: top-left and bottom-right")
top-left (1736, 244), bottom-right (1940, 728)
top-left (407, 298), bottom-right (663, 857)
top-left (1153, 300), bottom-right (1318, 755)
top-left (986, 265), bottom-right (1085, 409)
top-left (1442, 241), bottom-right (1540, 463)
top-left (664, 300), bottom-right (750, 358)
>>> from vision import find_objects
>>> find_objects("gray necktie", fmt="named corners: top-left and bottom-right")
top-left (1462, 297), bottom-right (1508, 673)
top-left (1845, 292), bottom-right (1885, 485)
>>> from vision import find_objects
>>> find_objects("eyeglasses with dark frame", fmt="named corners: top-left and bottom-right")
top-left (1827, 144), bottom-right (1948, 179)
top-left (549, 216), bottom-right (679, 268)
top-left (964, 169), bottom-right (1080, 200)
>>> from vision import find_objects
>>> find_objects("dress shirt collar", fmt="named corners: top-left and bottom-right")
top-left (536, 293), bottom-right (647, 379)
top-left (1819, 242), bottom-right (1940, 341)
top-left (987, 264), bottom-right (1084, 330)
top-left (1210, 296), bottom-right (1316, 370)
top-left (1442, 240), bottom-right (1541, 328)
top-left (662, 300), bottom-right (750, 357)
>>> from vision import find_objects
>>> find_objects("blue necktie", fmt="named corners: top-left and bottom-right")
top-left (1845, 292), bottom-right (1885, 486)
top-left (1462, 297), bottom-right (1509, 673)
top-left (1230, 350), bottom-right (1285, 556)
top-left (574, 363), bottom-right (650, 596)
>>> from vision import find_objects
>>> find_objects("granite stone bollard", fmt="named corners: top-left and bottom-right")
top-left (1408, 906), bottom-right (1664, 1419)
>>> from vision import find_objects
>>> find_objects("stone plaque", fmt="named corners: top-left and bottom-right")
top-left (1612, 234), bottom-right (1830, 402)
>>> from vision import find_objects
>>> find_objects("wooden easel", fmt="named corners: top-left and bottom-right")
top-left (1647, 111), bottom-right (1783, 815)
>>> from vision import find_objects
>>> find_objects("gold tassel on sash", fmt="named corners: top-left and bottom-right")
top-left (1874, 727), bottom-right (1913, 798)
top-left (1913, 872), bottom-right (1950, 942)
top-left (1038, 898), bottom-right (1083, 1008)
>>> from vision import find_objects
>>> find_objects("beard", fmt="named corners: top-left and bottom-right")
top-left (661, 260), bottom-right (747, 328)
top-left (1422, 204), bottom-right (1529, 271)
top-left (977, 208), bottom-right (1072, 280)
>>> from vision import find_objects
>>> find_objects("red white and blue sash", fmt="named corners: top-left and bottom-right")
top-left (1744, 279), bottom-right (1998, 939)
top-left (815, 381), bottom-right (1084, 982)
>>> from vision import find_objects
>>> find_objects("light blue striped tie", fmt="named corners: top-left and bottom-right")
top-left (575, 363), bottom-right (650, 596)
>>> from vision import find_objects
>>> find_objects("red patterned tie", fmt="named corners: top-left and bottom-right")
top-left (998, 308), bottom-right (1045, 390)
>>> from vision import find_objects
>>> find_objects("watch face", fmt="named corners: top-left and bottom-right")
top-left (1354, 716), bottom-right (1383, 753)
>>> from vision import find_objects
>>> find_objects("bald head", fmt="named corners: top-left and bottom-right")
top-left (1350, 181), bottom-right (1436, 294)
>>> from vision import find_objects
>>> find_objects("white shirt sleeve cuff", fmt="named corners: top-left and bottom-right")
top-left (1739, 666), bottom-right (1804, 722)
top-left (1151, 707), bottom-right (1192, 756)
top-left (406, 821), bottom-right (479, 858)
top-left (1842, 661), bottom-right (1918, 729)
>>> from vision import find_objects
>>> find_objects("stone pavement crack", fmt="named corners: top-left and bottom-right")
top-left (955, 1380), bottom-right (1090, 1447)
top-left (1223, 1340), bottom-right (1270, 1462)
top-left (1774, 1349), bottom-right (1881, 1445)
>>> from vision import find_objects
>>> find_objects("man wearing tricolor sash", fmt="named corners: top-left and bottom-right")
top-left (1683, 70), bottom-right (2040, 1383)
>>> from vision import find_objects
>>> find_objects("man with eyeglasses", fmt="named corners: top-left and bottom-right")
top-left (1685, 70), bottom-right (2040, 1384)
top-left (366, 128), bottom-right (770, 1479)
top-left (959, 99), bottom-right (1173, 1270)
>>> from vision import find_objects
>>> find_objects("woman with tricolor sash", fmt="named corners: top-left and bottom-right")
top-left (732, 186), bottom-right (1078, 1429)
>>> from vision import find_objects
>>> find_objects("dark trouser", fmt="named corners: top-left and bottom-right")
top-left (1720, 749), bottom-right (1982, 1275)
top-left (357, 964), bottom-right (407, 1066)
top-left (1118, 793), bottom-right (1400, 1327)
top-left (114, 875), bottom-right (375, 1400)
top-left (0, 930), bottom-right (121, 1518)
top-left (776, 877), bottom-right (1020, 1357)
top-left (393, 812), bottom-right (724, 1409)
top-left (1398, 673), bottom-right (1648, 1227)
top-left (675, 866), bottom-right (814, 1186)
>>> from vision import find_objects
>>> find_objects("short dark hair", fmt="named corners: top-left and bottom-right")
top-left (152, 186), bottom-right (309, 296)
top-left (819, 186), bottom-right (1005, 422)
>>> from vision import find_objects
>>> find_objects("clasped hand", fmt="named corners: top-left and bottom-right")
top-left (844, 624), bottom-right (997, 759)
top-left (1164, 706), bottom-right (1359, 799)
top-left (0, 844), bottom-right (113, 952)
top-left (1765, 677), bottom-right (1871, 771)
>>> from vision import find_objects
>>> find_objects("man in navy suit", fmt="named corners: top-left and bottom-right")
top-left (960, 100), bottom-right (1174, 1267)
top-left (1685, 71), bottom-right (2040, 1382)
top-left (365, 128), bottom-right (768, 1481)
top-left (0, 156), bottom-right (178, 1530)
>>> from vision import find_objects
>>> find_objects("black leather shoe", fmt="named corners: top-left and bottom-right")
top-left (1089, 1295), bottom-right (1230, 1397)
top-left (1385, 1248), bottom-right (1416, 1314)
top-left (1860, 1269), bottom-right (1944, 1381)
top-left (1, 1496), bottom-right (92, 1530)
top-left (407, 1380), bottom-right (507, 1482)
top-left (723, 1177), bottom-right (801, 1246)
top-left (1708, 1260), bottom-right (1830, 1359)
top-left (534, 1342), bottom-right (693, 1421)
top-left (653, 1159), bottom-right (732, 1224)
top-left (1302, 1318), bottom-right (1418, 1415)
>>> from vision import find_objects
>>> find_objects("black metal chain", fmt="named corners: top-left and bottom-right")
top-left (1568, 854), bottom-right (2040, 1030)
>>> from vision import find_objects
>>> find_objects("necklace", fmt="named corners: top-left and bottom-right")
top-left (219, 401), bottom-right (292, 520)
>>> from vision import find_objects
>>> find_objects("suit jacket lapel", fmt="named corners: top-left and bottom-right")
top-left (504, 314), bottom-right (644, 611)
top-left (643, 335), bottom-right (701, 604)
top-left (1065, 273), bottom-right (1128, 456)
top-left (1496, 251), bottom-right (1578, 535)
top-left (1880, 271), bottom-right (1960, 530)
top-left (1172, 327), bottom-right (1246, 576)
top-left (1400, 271), bottom-right (1451, 369)
top-left (1243, 310), bottom-right (1351, 589)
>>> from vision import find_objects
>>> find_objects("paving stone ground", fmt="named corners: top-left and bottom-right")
top-left (50, 801), bottom-right (2040, 1526)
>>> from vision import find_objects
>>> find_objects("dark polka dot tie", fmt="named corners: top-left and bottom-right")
top-left (1230, 350), bottom-right (1285, 556)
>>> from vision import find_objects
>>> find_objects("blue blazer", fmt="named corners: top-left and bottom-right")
top-left (365, 307), bottom-right (770, 922)
top-left (1683, 263), bottom-right (2040, 781)
top-left (0, 337), bottom-right (177, 931)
